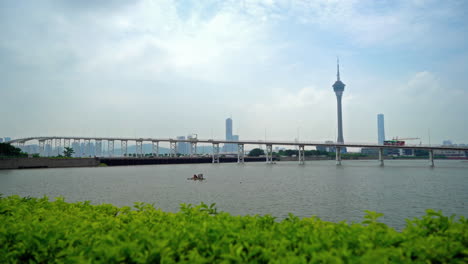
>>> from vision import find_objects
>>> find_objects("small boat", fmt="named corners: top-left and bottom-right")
top-left (188, 173), bottom-right (205, 180)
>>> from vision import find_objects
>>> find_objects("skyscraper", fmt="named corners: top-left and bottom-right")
top-left (224, 117), bottom-right (239, 152)
top-left (226, 118), bottom-right (233, 141)
top-left (377, 114), bottom-right (385, 145)
top-left (332, 59), bottom-right (346, 152)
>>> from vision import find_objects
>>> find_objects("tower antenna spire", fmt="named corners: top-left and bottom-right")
top-left (337, 57), bottom-right (340, 81)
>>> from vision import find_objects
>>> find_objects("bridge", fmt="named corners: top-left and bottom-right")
top-left (6, 136), bottom-right (468, 167)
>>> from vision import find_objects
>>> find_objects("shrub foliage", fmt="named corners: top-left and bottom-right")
top-left (0, 195), bottom-right (466, 263)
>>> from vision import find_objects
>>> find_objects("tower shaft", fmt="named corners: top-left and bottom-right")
top-left (336, 94), bottom-right (344, 143)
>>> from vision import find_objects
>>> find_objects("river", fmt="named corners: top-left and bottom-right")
top-left (0, 160), bottom-right (467, 229)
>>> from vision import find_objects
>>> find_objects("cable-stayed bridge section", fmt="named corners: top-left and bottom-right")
top-left (7, 136), bottom-right (468, 167)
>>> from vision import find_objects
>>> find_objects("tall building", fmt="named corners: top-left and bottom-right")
top-left (332, 59), bottom-right (346, 153)
top-left (176, 136), bottom-right (189, 155)
top-left (224, 117), bottom-right (239, 152)
top-left (226, 118), bottom-right (233, 141)
top-left (377, 114), bottom-right (385, 145)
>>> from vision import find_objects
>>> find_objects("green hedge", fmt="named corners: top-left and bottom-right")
top-left (0, 195), bottom-right (466, 263)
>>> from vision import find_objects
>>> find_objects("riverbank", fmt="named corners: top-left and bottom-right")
top-left (1, 195), bottom-right (465, 263)
top-left (0, 156), bottom-right (269, 170)
top-left (0, 157), bottom-right (99, 170)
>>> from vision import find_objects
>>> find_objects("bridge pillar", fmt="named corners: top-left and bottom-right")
top-left (95, 140), bottom-right (102, 157)
top-left (120, 140), bottom-right (127, 157)
top-left (169, 141), bottom-right (177, 157)
top-left (152, 141), bottom-right (159, 157)
top-left (39, 140), bottom-right (45, 157)
top-left (190, 142), bottom-right (197, 157)
top-left (108, 140), bottom-right (114, 157)
top-left (136, 140), bottom-right (143, 157)
top-left (18, 141), bottom-right (25, 151)
top-left (84, 139), bottom-right (90, 157)
top-left (266, 144), bottom-right (273, 164)
top-left (237, 144), bottom-right (244, 163)
top-left (55, 138), bottom-right (62, 156)
top-left (73, 139), bottom-right (80, 157)
top-left (46, 139), bottom-right (53, 157)
top-left (212, 143), bottom-right (220, 163)
top-left (336, 147), bottom-right (342, 165)
top-left (429, 149), bottom-right (434, 167)
top-left (64, 139), bottom-right (70, 149)
top-left (379, 148), bottom-right (384, 166)
top-left (298, 145), bottom-right (305, 165)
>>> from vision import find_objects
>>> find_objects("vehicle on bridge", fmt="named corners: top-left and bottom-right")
top-left (384, 140), bottom-right (405, 146)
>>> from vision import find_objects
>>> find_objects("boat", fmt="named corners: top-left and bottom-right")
top-left (188, 173), bottom-right (205, 180)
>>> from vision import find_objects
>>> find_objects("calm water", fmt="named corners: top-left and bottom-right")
top-left (0, 160), bottom-right (467, 229)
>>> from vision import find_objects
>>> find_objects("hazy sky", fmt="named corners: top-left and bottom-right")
top-left (1, 0), bottom-right (467, 145)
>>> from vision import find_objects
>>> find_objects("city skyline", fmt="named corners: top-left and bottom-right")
top-left (1, 1), bottom-right (467, 144)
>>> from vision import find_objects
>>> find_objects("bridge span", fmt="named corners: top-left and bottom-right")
top-left (6, 136), bottom-right (468, 167)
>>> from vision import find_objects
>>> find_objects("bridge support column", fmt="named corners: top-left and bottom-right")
top-left (429, 149), bottom-right (434, 167)
top-left (95, 140), bottom-right (102, 157)
top-left (120, 140), bottom-right (127, 157)
top-left (46, 139), bottom-right (53, 157)
top-left (379, 148), bottom-right (384, 166)
top-left (136, 140), bottom-right (143, 157)
top-left (298, 145), bottom-right (305, 165)
top-left (84, 139), bottom-right (90, 157)
top-left (190, 142), bottom-right (197, 157)
top-left (55, 138), bottom-right (61, 156)
top-left (18, 141), bottom-right (25, 151)
top-left (266, 144), bottom-right (273, 164)
top-left (212, 143), bottom-right (220, 163)
top-left (73, 139), bottom-right (80, 157)
top-left (108, 140), bottom-right (114, 157)
top-left (152, 141), bottom-right (159, 157)
top-left (169, 141), bottom-right (177, 157)
top-left (64, 139), bottom-right (70, 149)
top-left (336, 147), bottom-right (342, 165)
top-left (39, 140), bottom-right (45, 157)
top-left (237, 144), bottom-right (244, 163)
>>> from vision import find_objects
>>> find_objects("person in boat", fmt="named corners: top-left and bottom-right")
top-left (198, 173), bottom-right (203, 180)
top-left (193, 174), bottom-right (198, 180)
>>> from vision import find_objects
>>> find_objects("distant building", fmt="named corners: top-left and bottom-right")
top-left (226, 118), bottom-right (233, 141)
top-left (436, 141), bottom-right (467, 158)
top-left (442, 140), bottom-right (453, 146)
top-left (377, 114), bottom-right (385, 145)
top-left (0, 138), bottom-right (3, 143)
top-left (317, 140), bottom-right (336, 153)
top-left (176, 136), bottom-right (189, 155)
top-left (224, 118), bottom-right (238, 152)
top-left (361, 148), bottom-right (379, 155)
top-left (4, 137), bottom-right (11, 142)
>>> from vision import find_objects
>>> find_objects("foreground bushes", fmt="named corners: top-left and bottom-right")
top-left (0, 195), bottom-right (466, 263)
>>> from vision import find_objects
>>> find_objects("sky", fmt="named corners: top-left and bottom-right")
top-left (1, 0), bottom-right (467, 145)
